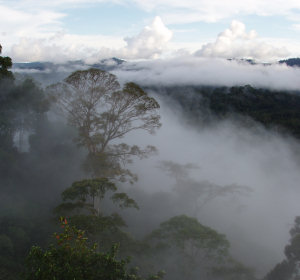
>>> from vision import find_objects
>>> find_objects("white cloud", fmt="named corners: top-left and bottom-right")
top-left (122, 16), bottom-right (173, 59)
top-left (0, 3), bottom-right (66, 57)
top-left (9, 33), bottom-right (126, 62)
top-left (195, 21), bottom-right (289, 61)
top-left (0, 4), bottom-right (64, 37)
top-left (112, 56), bottom-right (300, 91)
top-left (86, 16), bottom-right (173, 61)
top-left (0, 1), bottom-right (298, 62)
top-left (6, 16), bottom-right (172, 62)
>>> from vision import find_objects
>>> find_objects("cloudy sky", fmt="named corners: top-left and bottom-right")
top-left (1, 0), bottom-right (300, 62)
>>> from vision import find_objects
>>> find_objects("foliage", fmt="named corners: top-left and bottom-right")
top-left (290, 216), bottom-right (300, 239)
top-left (23, 218), bottom-right (165, 280)
top-left (264, 216), bottom-right (300, 280)
top-left (211, 259), bottom-right (257, 280)
top-left (146, 215), bottom-right (230, 280)
top-left (0, 44), bottom-right (13, 80)
top-left (55, 178), bottom-right (139, 216)
top-left (0, 214), bottom-right (54, 280)
top-left (284, 217), bottom-right (300, 263)
top-left (151, 85), bottom-right (300, 139)
top-left (279, 58), bottom-right (300, 67)
top-left (48, 68), bottom-right (161, 181)
top-left (160, 161), bottom-right (252, 214)
top-left (264, 260), bottom-right (294, 280)
top-left (54, 178), bottom-right (139, 252)
top-left (0, 74), bottom-right (49, 180)
top-left (0, 49), bottom-right (84, 278)
top-left (149, 215), bottom-right (229, 259)
top-left (285, 232), bottom-right (300, 261)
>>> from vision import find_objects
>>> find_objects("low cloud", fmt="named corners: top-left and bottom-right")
top-left (122, 92), bottom-right (300, 276)
top-left (113, 56), bottom-right (300, 90)
top-left (195, 20), bottom-right (289, 61)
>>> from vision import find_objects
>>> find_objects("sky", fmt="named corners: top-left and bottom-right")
top-left (1, 0), bottom-right (300, 63)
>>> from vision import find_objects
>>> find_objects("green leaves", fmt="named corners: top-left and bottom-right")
top-left (23, 219), bottom-right (164, 280)
top-left (61, 178), bottom-right (117, 203)
top-left (54, 178), bottom-right (139, 247)
top-left (149, 215), bottom-right (229, 258)
top-left (111, 193), bottom-right (139, 210)
top-left (146, 215), bottom-right (230, 280)
top-left (56, 178), bottom-right (138, 216)
top-left (0, 54), bottom-right (13, 80)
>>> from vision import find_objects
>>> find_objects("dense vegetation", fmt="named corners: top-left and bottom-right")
top-left (150, 85), bottom-right (300, 138)
top-left (2, 47), bottom-right (300, 280)
top-left (264, 216), bottom-right (300, 280)
top-left (279, 58), bottom-right (300, 67)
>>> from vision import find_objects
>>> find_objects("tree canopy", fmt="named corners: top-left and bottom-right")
top-left (264, 216), bottom-right (300, 280)
top-left (147, 215), bottom-right (230, 280)
top-left (48, 68), bottom-right (161, 181)
top-left (23, 218), bottom-right (164, 280)
top-left (0, 44), bottom-right (13, 80)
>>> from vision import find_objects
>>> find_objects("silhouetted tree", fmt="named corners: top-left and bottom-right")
top-left (48, 69), bottom-right (161, 182)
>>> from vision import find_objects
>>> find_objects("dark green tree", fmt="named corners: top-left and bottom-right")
top-left (54, 178), bottom-right (139, 252)
top-left (147, 215), bottom-right (230, 280)
top-left (23, 218), bottom-right (164, 280)
top-left (0, 44), bottom-right (13, 80)
top-left (264, 216), bottom-right (300, 280)
top-left (211, 259), bottom-right (256, 280)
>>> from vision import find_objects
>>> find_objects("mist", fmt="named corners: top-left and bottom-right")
top-left (112, 56), bottom-right (300, 91)
top-left (12, 56), bottom-right (300, 92)
top-left (4, 56), bottom-right (300, 279)
top-left (119, 91), bottom-right (300, 276)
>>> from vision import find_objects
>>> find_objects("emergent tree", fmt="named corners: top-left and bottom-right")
top-left (48, 69), bottom-right (161, 182)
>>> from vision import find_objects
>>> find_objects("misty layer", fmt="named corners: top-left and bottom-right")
top-left (2, 55), bottom-right (300, 280)
top-left (121, 87), bottom-right (300, 277)
top-left (113, 57), bottom-right (300, 91)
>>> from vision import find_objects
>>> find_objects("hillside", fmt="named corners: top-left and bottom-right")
top-left (150, 85), bottom-right (300, 138)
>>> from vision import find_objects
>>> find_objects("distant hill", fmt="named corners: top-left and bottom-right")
top-left (150, 85), bottom-right (300, 139)
top-left (13, 57), bottom-right (300, 75)
top-left (13, 57), bottom-right (125, 71)
top-left (279, 58), bottom-right (300, 67)
top-left (12, 58), bottom-right (126, 85)
top-left (227, 58), bottom-right (271, 65)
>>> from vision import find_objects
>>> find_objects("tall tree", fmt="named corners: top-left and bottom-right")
top-left (48, 69), bottom-right (161, 182)
top-left (54, 178), bottom-right (139, 252)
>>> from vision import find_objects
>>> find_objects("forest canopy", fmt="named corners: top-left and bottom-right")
top-left (2, 46), bottom-right (300, 280)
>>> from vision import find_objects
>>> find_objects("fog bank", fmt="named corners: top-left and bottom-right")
top-left (122, 92), bottom-right (300, 277)
top-left (113, 57), bottom-right (300, 91)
